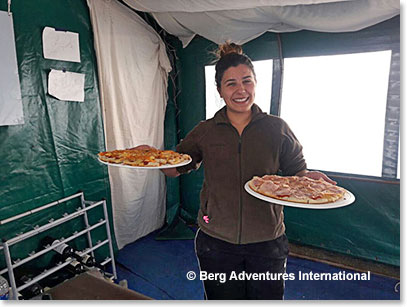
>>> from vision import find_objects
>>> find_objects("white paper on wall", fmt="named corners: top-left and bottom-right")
top-left (0, 11), bottom-right (24, 126)
top-left (48, 69), bottom-right (85, 102)
top-left (42, 27), bottom-right (81, 62)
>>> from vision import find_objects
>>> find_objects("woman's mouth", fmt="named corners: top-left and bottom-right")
top-left (232, 97), bottom-right (249, 103)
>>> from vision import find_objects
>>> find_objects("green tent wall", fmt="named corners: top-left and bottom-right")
top-left (0, 0), bottom-right (115, 268)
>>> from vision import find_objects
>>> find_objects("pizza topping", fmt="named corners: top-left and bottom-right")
top-left (248, 175), bottom-right (346, 204)
top-left (98, 148), bottom-right (191, 167)
top-left (275, 187), bottom-right (291, 196)
top-left (257, 180), bottom-right (278, 194)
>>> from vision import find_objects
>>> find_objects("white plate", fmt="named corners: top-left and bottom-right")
top-left (98, 157), bottom-right (192, 170)
top-left (244, 181), bottom-right (355, 209)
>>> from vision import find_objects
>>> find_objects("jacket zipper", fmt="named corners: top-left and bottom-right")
top-left (237, 135), bottom-right (243, 243)
top-left (236, 123), bottom-right (256, 243)
top-left (226, 117), bottom-right (259, 243)
top-left (227, 124), bottom-right (244, 244)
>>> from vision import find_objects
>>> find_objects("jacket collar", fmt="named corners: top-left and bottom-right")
top-left (213, 104), bottom-right (267, 125)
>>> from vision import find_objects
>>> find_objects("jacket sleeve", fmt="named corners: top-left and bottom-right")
top-left (175, 121), bottom-right (205, 174)
top-left (279, 120), bottom-right (307, 176)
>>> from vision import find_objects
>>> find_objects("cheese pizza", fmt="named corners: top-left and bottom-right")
top-left (248, 175), bottom-right (346, 204)
top-left (98, 148), bottom-right (191, 167)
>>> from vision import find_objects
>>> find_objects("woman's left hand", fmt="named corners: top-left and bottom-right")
top-left (296, 170), bottom-right (337, 185)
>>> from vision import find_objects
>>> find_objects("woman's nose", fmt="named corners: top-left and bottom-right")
top-left (236, 82), bottom-right (246, 93)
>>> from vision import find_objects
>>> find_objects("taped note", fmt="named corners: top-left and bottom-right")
top-left (43, 27), bottom-right (80, 62)
top-left (48, 69), bottom-right (85, 102)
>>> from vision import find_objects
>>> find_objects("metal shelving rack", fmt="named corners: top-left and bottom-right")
top-left (0, 192), bottom-right (117, 300)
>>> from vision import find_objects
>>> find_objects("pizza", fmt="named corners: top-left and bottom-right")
top-left (248, 175), bottom-right (346, 204)
top-left (98, 148), bottom-right (191, 167)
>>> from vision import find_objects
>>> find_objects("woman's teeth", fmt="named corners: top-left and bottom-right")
top-left (233, 97), bottom-right (248, 103)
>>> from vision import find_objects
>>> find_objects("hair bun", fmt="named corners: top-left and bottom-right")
top-left (216, 41), bottom-right (243, 59)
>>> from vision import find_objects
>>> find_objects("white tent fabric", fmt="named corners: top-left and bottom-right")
top-left (87, 0), bottom-right (172, 249)
top-left (123, 0), bottom-right (400, 47)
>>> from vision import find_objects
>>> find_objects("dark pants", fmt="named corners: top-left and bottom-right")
top-left (195, 229), bottom-right (289, 300)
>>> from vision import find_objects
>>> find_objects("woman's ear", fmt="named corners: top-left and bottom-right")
top-left (217, 87), bottom-right (222, 98)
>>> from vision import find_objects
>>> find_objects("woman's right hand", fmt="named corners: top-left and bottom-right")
top-left (130, 144), bottom-right (153, 150)
top-left (161, 168), bottom-right (180, 178)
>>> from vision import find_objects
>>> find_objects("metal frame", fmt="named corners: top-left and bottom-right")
top-left (0, 192), bottom-right (117, 300)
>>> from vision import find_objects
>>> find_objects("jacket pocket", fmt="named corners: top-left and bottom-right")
top-left (202, 200), bottom-right (209, 216)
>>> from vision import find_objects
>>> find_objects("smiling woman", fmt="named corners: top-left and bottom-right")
top-left (136, 41), bottom-right (335, 300)
top-left (219, 65), bottom-right (256, 112)
top-left (205, 59), bottom-right (273, 119)
top-left (218, 64), bottom-right (256, 134)
top-left (169, 42), bottom-right (335, 300)
top-left (213, 44), bottom-right (257, 135)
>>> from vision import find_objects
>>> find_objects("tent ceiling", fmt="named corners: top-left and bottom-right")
top-left (123, 0), bottom-right (400, 47)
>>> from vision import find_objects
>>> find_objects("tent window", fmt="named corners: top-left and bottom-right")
top-left (205, 59), bottom-right (273, 119)
top-left (280, 50), bottom-right (393, 178)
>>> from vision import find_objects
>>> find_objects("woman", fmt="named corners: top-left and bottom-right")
top-left (140, 42), bottom-right (334, 299)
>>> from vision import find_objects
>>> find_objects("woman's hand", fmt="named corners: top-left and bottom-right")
top-left (130, 144), bottom-right (153, 150)
top-left (296, 170), bottom-right (337, 185)
top-left (161, 168), bottom-right (180, 178)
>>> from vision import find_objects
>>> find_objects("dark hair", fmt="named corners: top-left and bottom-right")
top-left (214, 42), bottom-right (256, 88)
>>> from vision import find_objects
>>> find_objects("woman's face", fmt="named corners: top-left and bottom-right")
top-left (218, 64), bottom-right (256, 115)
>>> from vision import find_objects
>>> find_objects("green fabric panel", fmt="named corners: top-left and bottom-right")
top-left (175, 38), bottom-right (211, 224)
top-left (157, 36), bottom-right (197, 239)
top-left (171, 19), bottom-right (399, 266)
top-left (242, 32), bottom-right (280, 60)
top-left (281, 16), bottom-right (399, 58)
top-left (163, 81), bottom-right (181, 217)
top-left (156, 218), bottom-right (195, 240)
top-left (284, 178), bottom-right (400, 266)
top-left (157, 78), bottom-right (186, 238)
top-left (0, 0), bottom-right (115, 269)
top-left (275, 15), bottom-right (400, 266)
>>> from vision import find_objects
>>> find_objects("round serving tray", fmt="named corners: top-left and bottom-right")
top-left (244, 181), bottom-right (355, 209)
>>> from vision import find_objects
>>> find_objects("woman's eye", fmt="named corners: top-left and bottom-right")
top-left (226, 82), bottom-right (236, 87)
